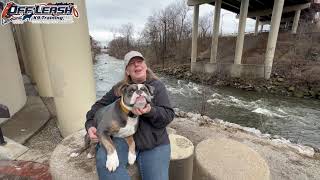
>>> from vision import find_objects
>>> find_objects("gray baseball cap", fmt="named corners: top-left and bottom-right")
top-left (124, 51), bottom-right (144, 67)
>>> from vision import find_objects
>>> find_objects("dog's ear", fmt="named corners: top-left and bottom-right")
top-left (145, 84), bottom-right (155, 96)
top-left (120, 84), bottom-right (129, 96)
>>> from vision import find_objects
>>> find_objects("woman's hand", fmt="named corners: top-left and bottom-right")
top-left (88, 127), bottom-right (98, 142)
top-left (132, 104), bottom-right (151, 115)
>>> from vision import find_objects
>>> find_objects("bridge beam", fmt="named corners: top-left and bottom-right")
top-left (247, 3), bottom-right (310, 18)
top-left (210, 0), bottom-right (221, 63)
top-left (187, 0), bottom-right (214, 6)
top-left (264, 0), bottom-right (285, 79)
top-left (234, 0), bottom-right (249, 65)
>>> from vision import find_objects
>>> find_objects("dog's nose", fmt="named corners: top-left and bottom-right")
top-left (136, 90), bottom-right (142, 95)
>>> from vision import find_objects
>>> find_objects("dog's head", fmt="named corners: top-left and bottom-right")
top-left (121, 83), bottom-right (154, 110)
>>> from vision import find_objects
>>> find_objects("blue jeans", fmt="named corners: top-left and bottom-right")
top-left (96, 137), bottom-right (171, 180)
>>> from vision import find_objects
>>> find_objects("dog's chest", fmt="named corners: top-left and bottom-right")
top-left (113, 117), bottom-right (138, 138)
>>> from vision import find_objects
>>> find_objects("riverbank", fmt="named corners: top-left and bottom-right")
top-left (152, 64), bottom-right (320, 100)
top-left (171, 109), bottom-right (320, 180)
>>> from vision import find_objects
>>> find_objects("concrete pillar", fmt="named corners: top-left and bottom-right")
top-left (191, 5), bottom-right (199, 63)
top-left (11, 25), bottom-right (28, 76)
top-left (234, 0), bottom-right (249, 65)
top-left (264, 0), bottom-right (285, 79)
top-left (255, 16), bottom-right (260, 36)
top-left (17, 0), bottom-right (53, 97)
top-left (0, 25), bottom-right (27, 117)
top-left (41, 0), bottom-right (96, 137)
top-left (210, 0), bottom-right (221, 63)
top-left (292, 10), bottom-right (301, 34)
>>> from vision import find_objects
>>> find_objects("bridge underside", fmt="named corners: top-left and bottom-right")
top-left (187, 0), bottom-right (312, 79)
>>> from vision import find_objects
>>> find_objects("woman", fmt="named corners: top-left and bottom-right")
top-left (85, 51), bottom-right (175, 180)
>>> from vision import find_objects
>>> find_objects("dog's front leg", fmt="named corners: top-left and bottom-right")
top-left (99, 134), bottom-right (119, 172)
top-left (125, 135), bottom-right (136, 165)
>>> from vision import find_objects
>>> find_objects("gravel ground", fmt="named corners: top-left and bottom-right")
top-left (17, 117), bottom-right (63, 164)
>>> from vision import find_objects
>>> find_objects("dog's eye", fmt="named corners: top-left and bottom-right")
top-left (129, 89), bottom-right (134, 94)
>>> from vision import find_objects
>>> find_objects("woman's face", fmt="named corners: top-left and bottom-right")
top-left (126, 57), bottom-right (147, 83)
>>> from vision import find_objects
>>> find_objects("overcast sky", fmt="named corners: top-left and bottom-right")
top-left (85, 0), bottom-right (265, 44)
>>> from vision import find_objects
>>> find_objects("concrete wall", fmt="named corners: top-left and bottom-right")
top-left (0, 25), bottom-right (27, 117)
top-left (191, 62), bottom-right (267, 78)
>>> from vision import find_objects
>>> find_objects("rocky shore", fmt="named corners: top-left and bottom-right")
top-left (153, 64), bottom-right (320, 100)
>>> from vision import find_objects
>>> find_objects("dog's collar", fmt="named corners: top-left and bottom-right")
top-left (120, 97), bottom-right (130, 114)
top-left (120, 97), bottom-right (138, 118)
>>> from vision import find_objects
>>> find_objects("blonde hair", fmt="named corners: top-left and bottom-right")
top-left (115, 68), bottom-right (158, 96)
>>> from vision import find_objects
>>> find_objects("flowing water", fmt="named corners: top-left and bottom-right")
top-left (94, 54), bottom-right (320, 149)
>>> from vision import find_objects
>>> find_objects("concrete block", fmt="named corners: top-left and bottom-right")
top-left (194, 138), bottom-right (270, 180)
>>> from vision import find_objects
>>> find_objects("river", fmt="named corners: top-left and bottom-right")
top-left (94, 54), bottom-right (320, 149)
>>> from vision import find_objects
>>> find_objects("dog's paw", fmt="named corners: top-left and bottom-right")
top-left (106, 152), bottom-right (119, 172)
top-left (128, 152), bottom-right (136, 165)
top-left (70, 152), bottom-right (80, 158)
top-left (87, 153), bottom-right (95, 159)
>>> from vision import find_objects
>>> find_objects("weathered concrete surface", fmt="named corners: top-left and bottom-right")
top-left (49, 129), bottom-right (140, 180)
top-left (194, 138), bottom-right (270, 180)
top-left (2, 96), bottom-right (50, 144)
top-left (169, 114), bottom-right (320, 180)
top-left (169, 134), bottom-right (194, 180)
top-left (0, 137), bottom-right (28, 160)
top-left (50, 128), bottom-right (186, 180)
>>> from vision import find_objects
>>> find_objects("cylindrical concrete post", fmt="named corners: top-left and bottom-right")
top-left (19, 0), bottom-right (53, 97)
top-left (12, 25), bottom-right (31, 76)
top-left (191, 5), bottom-right (199, 63)
top-left (0, 25), bottom-right (27, 117)
top-left (234, 0), bottom-right (249, 65)
top-left (255, 16), bottom-right (260, 36)
top-left (264, 0), bottom-right (285, 79)
top-left (194, 138), bottom-right (270, 180)
top-left (41, 0), bottom-right (96, 137)
top-left (292, 10), bottom-right (301, 34)
top-left (260, 24), bottom-right (264, 32)
top-left (210, 0), bottom-right (221, 64)
top-left (169, 134), bottom-right (194, 180)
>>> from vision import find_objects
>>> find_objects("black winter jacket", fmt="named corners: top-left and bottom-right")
top-left (85, 79), bottom-right (175, 150)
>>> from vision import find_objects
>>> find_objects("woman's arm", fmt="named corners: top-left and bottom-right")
top-left (85, 86), bottom-right (118, 131)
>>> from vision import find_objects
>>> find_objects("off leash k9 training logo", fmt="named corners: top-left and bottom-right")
top-left (0, 1), bottom-right (79, 25)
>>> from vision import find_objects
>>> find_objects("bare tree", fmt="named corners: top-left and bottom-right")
top-left (120, 23), bottom-right (134, 51)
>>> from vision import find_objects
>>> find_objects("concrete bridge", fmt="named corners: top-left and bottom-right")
top-left (0, 0), bottom-right (95, 138)
top-left (188, 0), bottom-right (313, 79)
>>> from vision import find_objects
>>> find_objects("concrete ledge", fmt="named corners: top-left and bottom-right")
top-left (50, 128), bottom-right (193, 180)
top-left (50, 129), bottom-right (140, 180)
top-left (169, 134), bottom-right (194, 180)
top-left (2, 96), bottom-right (50, 144)
top-left (191, 62), bottom-right (270, 79)
top-left (0, 137), bottom-right (29, 160)
top-left (194, 138), bottom-right (270, 180)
